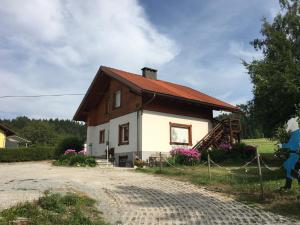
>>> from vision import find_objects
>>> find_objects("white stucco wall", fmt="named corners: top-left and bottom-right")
top-left (109, 112), bottom-right (138, 154)
top-left (86, 110), bottom-right (212, 161)
top-left (87, 123), bottom-right (109, 156)
top-left (86, 112), bottom-right (138, 157)
top-left (141, 110), bottom-right (212, 158)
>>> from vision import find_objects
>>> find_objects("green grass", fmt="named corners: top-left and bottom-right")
top-left (242, 138), bottom-right (277, 153)
top-left (137, 164), bottom-right (300, 220)
top-left (0, 191), bottom-right (108, 225)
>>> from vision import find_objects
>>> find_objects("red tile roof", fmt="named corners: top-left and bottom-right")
top-left (74, 66), bottom-right (238, 121)
top-left (102, 66), bottom-right (238, 111)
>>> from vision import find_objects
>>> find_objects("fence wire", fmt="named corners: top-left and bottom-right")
top-left (260, 158), bottom-right (279, 171)
top-left (208, 155), bottom-right (258, 172)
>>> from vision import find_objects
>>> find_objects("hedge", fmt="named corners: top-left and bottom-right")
top-left (0, 146), bottom-right (55, 162)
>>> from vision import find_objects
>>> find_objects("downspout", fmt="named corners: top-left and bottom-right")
top-left (136, 93), bottom-right (156, 160)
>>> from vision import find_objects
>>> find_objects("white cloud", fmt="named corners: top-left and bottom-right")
top-left (228, 41), bottom-right (262, 61)
top-left (0, 0), bottom-right (65, 42)
top-left (0, 0), bottom-right (179, 118)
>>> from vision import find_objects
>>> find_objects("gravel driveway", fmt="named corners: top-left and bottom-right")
top-left (0, 161), bottom-right (298, 225)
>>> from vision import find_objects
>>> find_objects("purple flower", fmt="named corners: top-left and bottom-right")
top-left (219, 143), bottom-right (232, 151)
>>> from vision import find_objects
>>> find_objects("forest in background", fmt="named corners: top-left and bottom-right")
top-left (0, 116), bottom-right (86, 146)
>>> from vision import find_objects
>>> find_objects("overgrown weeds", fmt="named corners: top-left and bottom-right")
top-left (0, 191), bottom-right (108, 225)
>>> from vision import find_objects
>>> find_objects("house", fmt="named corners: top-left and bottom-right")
top-left (5, 135), bottom-right (31, 148)
top-left (0, 123), bottom-right (16, 148)
top-left (0, 123), bottom-right (30, 149)
top-left (74, 66), bottom-right (239, 166)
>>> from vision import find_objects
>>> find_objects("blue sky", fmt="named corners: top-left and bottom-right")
top-left (0, 0), bottom-right (280, 119)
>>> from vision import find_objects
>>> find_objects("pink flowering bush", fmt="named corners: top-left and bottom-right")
top-left (78, 149), bottom-right (86, 155)
top-left (170, 147), bottom-right (201, 165)
top-left (53, 149), bottom-right (96, 167)
top-left (64, 149), bottom-right (77, 155)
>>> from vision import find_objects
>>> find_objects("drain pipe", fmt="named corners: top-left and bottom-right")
top-left (136, 93), bottom-right (156, 160)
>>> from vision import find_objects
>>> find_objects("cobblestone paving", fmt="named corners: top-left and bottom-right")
top-left (0, 162), bottom-right (299, 225)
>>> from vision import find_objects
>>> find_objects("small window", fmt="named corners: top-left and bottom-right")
top-left (170, 122), bottom-right (192, 146)
top-left (113, 90), bottom-right (121, 108)
top-left (119, 123), bottom-right (129, 145)
top-left (105, 100), bottom-right (110, 115)
top-left (99, 130), bottom-right (105, 144)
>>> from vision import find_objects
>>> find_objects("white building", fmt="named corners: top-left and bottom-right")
top-left (74, 66), bottom-right (238, 166)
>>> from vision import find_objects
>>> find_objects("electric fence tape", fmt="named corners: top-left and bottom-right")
top-left (208, 155), bottom-right (258, 173)
top-left (164, 158), bottom-right (185, 170)
top-left (260, 158), bottom-right (279, 171)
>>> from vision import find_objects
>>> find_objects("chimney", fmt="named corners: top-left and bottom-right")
top-left (141, 67), bottom-right (157, 80)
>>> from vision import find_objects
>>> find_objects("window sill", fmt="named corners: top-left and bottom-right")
top-left (170, 142), bottom-right (192, 146)
top-left (113, 106), bottom-right (121, 110)
top-left (118, 142), bottom-right (129, 146)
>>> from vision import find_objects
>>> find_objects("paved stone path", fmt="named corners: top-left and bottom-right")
top-left (0, 162), bottom-right (298, 225)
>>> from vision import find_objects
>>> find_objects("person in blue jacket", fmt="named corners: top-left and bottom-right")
top-left (279, 117), bottom-right (300, 189)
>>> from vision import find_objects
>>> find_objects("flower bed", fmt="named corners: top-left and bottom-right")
top-left (169, 147), bottom-right (201, 165)
top-left (53, 149), bottom-right (96, 167)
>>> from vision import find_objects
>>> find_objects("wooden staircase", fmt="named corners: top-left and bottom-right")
top-left (193, 118), bottom-right (241, 151)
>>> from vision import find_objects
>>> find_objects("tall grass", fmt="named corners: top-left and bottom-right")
top-left (0, 191), bottom-right (108, 225)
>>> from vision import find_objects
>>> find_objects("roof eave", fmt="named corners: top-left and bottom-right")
top-left (73, 66), bottom-right (143, 122)
top-left (0, 124), bottom-right (16, 136)
top-left (142, 90), bottom-right (239, 113)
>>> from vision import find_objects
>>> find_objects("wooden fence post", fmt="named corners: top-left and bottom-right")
top-left (208, 152), bottom-right (212, 181)
top-left (159, 152), bottom-right (162, 172)
top-left (256, 146), bottom-right (264, 200)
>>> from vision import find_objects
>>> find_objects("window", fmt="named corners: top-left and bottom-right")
top-left (113, 90), bottom-right (121, 108)
top-left (119, 123), bottom-right (129, 145)
top-left (99, 130), bottom-right (105, 144)
top-left (169, 122), bottom-right (192, 146)
top-left (105, 100), bottom-right (110, 115)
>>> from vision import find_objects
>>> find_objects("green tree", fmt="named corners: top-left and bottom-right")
top-left (244, 0), bottom-right (300, 137)
top-left (0, 117), bottom-right (86, 146)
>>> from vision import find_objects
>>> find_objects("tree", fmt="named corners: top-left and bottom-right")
top-left (0, 116), bottom-right (86, 146)
top-left (244, 0), bottom-right (300, 137)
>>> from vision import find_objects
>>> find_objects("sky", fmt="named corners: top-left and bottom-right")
top-left (0, 0), bottom-right (281, 119)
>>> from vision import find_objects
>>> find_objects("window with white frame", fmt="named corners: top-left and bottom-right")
top-left (119, 123), bottom-right (129, 145)
top-left (113, 90), bottom-right (121, 108)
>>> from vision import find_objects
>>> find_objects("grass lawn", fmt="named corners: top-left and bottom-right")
top-left (137, 164), bottom-right (300, 220)
top-left (242, 138), bottom-right (277, 153)
top-left (0, 191), bottom-right (108, 225)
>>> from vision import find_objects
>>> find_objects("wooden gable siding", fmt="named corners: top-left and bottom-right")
top-left (87, 78), bottom-right (142, 126)
top-left (143, 95), bottom-right (213, 120)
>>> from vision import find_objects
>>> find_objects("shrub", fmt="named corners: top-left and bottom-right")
top-left (170, 147), bottom-right (200, 165)
top-left (0, 146), bottom-right (55, 162)
top-left (134, 159), bottom-right (146, 168)
top-left (201, 143), bottom-right (256, 163)
top-left (274, 124), bottom-right (291, 143)
top-left (55, 137), bottom-right (84, 158)
top-left (219, 143), bottom-right (232, 151)
top-left (53, 150), bottom-right (96, 167)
